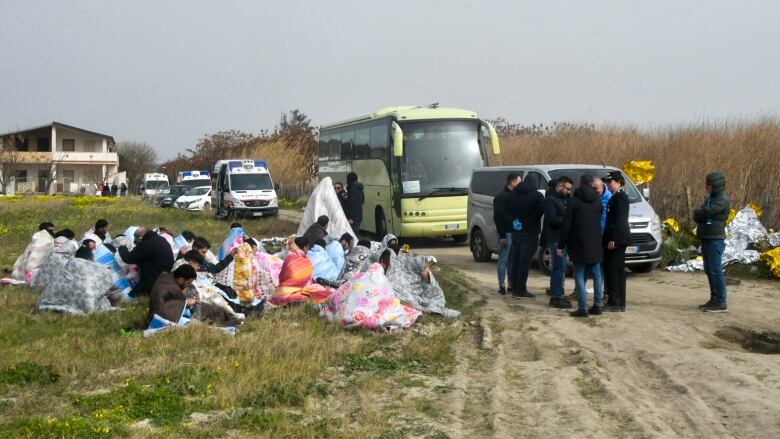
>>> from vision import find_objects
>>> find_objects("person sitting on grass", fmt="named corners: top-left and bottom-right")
top-left (117, 227), bottom-right (174, 298)
top-left (193, 237), bottom-right (237, 274)
top-left (148, 265), bottom-right (241, 327)
top-left (270, 237), bottom-right (331, 306)
top-left (302, 215), bottom-right (329, 246)
top-left (75, 239), bottom-right (96, 261)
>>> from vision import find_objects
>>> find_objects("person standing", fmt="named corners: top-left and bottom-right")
top-left (493, 172), bottom-right (521, 295)
top-left (334, 181), bottom-right (349, 214)
top-left (345, 172), bottom-right (364, 235)
top-left (694, 172), bottom-right (731, 313)
top-left (111, 183), bottom-right (119, 197)
top-left (602, 171), bottom-right (631, 312)
top-left (508, 175), bottom-right (545, 299)
top-left (545, 176), bottom-right (574, 308)
top-left (120, 183), bottom-right (128, 197)
top-left (593, 177), bottom-right (611, 232)
top-left (558, 174), bottom-right (604, 317)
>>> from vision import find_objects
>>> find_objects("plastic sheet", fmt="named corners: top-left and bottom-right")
top-left (759, 247), bottom-right (780, 278)
top-left (768, 233), bottom-right (780, 247)
top-left (622, 160), bottom-right (655, 184)
top-left (662, 218), bottom-right (681, 234)
top-left (297, 177), bottom-right (356, 241)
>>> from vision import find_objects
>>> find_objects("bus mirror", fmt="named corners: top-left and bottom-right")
top-left (392, 122), bottom-right (404, 157)
top-left (485, 122), bottom-right (501, 155)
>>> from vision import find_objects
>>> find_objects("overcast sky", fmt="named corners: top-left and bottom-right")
top-left (2, 0), bottom-right (779, 159)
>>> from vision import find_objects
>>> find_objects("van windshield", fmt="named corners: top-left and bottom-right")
top-left (548, 169), bottom-right (643, 204)
top-left (230, 173), bottom-right (273, 191)
top-left (145, 180), bottom-right (169, 190)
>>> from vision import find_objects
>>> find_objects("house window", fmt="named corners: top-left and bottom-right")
top-left (62, 139), bottom-right (75, 152)
top-left (37, 170), bottom-right (49, 193)
top-left (14, 170), bottom-right (27, 182)
top-left (62, 170), bottom-right (75, 184)
top-left (36, 137), bottom-right (51, 152)
top-left (15, 138), bottom-right (29, 151)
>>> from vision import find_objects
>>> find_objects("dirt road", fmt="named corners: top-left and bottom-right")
top-left (412, 238), bottom-right (780, 438)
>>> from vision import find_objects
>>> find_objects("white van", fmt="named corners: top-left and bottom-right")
top-left (467, 165), bottom-right (662, 273)
top-left (214, 159), bottom-right (278, 218)
top-left (142, 173), bottom-right (170, 198)
top-left (177, 170), bottom-right (211, 189)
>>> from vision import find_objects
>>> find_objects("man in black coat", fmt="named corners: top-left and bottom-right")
top-left (603, 171), bottom-right (631, 312)
top-left (345, 172), bottom-right (364, 234)
top-left (492, 172), bottom-right (521, 295)
top-left (544, 176), bottom-right (574, 308)
top-left (118, 227), bottom-right (174, 297)
top-left (558, 175), bottom-right (604, 317)
top-left (508, 177), bottom-right (545, 299)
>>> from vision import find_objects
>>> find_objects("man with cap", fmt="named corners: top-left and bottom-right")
top-left (694, 172), bottom-right (731, 313)
top-left (602, 171), bottom-right (631, 312)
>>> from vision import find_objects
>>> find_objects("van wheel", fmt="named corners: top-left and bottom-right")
top-left (537, 246), bottom-right (553, 276)
top-left (629, 263), bottom-right (655, 273)
top-left (375, 209), bottom-right (387, 241)
top-left (470, 228), bottom-right (491, 262)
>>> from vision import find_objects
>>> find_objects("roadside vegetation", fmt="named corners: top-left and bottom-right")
top-left (0, 197), bottom-right (479, 438)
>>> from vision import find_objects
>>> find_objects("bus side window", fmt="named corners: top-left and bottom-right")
top-left (341, 130), bottom-right (354, 160)
top-left (329, 133), bottom-right (341, 160)
top-left (354, 128), bottom-right (370, 159)
top-left (319, 135), bottom-right (330, 160)
top-left (369, 124), bottom-right (389, 160)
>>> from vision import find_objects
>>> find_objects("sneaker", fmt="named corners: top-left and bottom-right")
top-left (606, 305), bottom-right (622, 312)
top-left (698, 300), bottom-right (714, 309)
top-left (570, 309), bottom-right (589, 318)
top-left (588, 305), bottom-right (602, 315)
top-left (498, 286), bottom-right (507, 295)
top-left (549, 297), bottom-right (572, 309)
top-left (702, 303), bottom-right (728, 313)
top-left (513, 290), bottom-right (536, 299)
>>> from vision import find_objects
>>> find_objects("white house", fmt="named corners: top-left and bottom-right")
top-left (0, 122), bottom-right (120, 195)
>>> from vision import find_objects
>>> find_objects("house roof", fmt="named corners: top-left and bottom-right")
top-left (0, 122), bottom-right (115, 145)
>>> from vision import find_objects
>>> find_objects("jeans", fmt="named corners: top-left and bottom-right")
top-left (549, 241), bottom-right (567, 298)
top-left (573, 262), bottom-right (603, 311)
top-left (701, 239), bottom-right (727, 305)
top-left (510, 233), bottom-right (540, 293)
top-left (497, 233), bottom-right (513, 287)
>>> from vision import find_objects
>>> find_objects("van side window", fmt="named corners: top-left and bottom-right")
top-left (525, 171), bottom-right (544, 190)
top-left (471, 171), bottom-right (509, 196)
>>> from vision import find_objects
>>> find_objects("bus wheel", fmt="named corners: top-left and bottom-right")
top-left (375, 209), bottom-right (387, 241)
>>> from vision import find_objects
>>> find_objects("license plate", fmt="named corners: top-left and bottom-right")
top-left (445, 224), bottom-right (460, 231)
top-left (253, 212), bottom-right (264, 217)
top-left (626, 246), bottom-right (640, 254)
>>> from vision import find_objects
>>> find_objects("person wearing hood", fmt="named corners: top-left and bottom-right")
top-left (493, 172), bottom-right (521, 295)
top-left (75, 239), bottom-right (96, 261)
top-left (345, 172), bottom-right (364, 234)
top-left (117, 227), bottom-right (175, 297)
top-left (508, 176), bottom-right (545, 299)
top-left (382, 234), bottom-right (401, 255)
top-left (303, 215), bottom-right (330, 245)
top-left (602, 171), bottom-right (631, 312)
top-left (544, 176), bottom-right (574, 308)
top-left (558, 174), bottom-right (604, 317)
top-left (694, 172), bottom-right (731, 313)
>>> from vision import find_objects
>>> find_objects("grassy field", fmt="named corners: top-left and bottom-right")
top-left (0, 196), bottom-right (477, 438)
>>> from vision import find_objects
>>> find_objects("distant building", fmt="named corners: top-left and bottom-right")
top-left (0, 122), bottom-right (120, 195)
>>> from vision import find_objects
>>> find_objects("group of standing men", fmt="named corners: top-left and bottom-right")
top-left (334, 172), bottom-right (365, 235)
top-left (493, 171), bottom-right (631, 318)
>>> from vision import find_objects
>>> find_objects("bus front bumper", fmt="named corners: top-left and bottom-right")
top-left (400, 220), bottom-right (467, 237)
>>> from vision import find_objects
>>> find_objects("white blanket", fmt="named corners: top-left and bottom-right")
top-left (11, 230), bottom-right (54, 282)
top-left (297, 177), bottom-right (356, 241)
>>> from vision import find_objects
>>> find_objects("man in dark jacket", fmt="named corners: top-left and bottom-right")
top-left (694, 172), bottom-right (731, 313)
top-left (334, 181), bottom-right (349, 214)
top-left (345, 172), bottom-right (364, 234)
top-left (492, 172), bottom-right (521, 295)
top-left (149, 265), bottom-right (240, 326)
top-left (602, 171), bottom-right (631, 312)
top-left (303, 215), bottom-right (329, 245)
top-left (118, 227), bottom-right (175, 297)
top-left (544, 176), bottom-right (573, 308)
top-left (192, 237), bottom-right (236, 274)
top-left (558, 175), bottom-right (604, 317)
top-left (508, 177), bottom-right (545, 298)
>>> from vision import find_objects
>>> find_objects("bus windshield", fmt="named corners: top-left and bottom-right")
top-left (399, 120), bottom-right (483, 195)
top-left (145, 180), bottom-right (169, 190)
top-left (230, 173), bottom-right (273, 191)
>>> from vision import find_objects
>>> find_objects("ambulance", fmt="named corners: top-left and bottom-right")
top-left (142, 173), bottom-right (170, 198)
top-left (213, 159), bottom-right (278, 218)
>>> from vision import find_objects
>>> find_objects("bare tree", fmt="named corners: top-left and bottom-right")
top-left (116, 141), bottom-right (159, 190)
top-left (0, 134), bottom-right (22, 195)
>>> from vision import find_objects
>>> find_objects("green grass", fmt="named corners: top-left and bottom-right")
top-left (0, 196), bottom-right (475, 437)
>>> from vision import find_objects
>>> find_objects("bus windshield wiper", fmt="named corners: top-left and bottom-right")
top-left (417, 187), bottom-right (467, 201)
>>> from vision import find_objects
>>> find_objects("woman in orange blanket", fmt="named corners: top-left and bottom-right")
top-left (270, 237), bottom-right (332, 306)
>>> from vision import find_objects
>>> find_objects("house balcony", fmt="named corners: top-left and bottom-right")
top-left (13, 151), bottom-right (118, 165)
